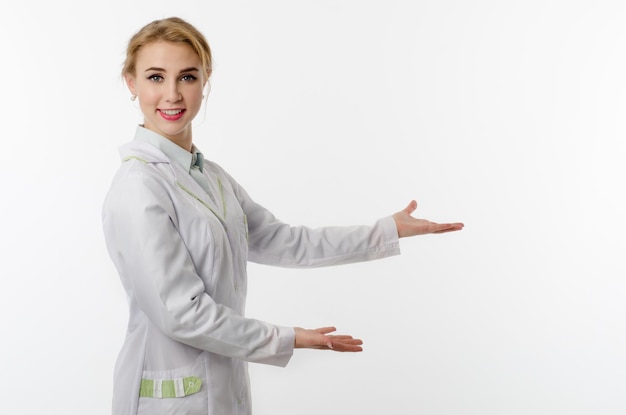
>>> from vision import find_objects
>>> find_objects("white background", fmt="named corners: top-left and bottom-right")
top-left (1, 1), bottom-right (625, 414)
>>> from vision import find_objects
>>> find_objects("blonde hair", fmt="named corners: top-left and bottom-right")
top-left (122, 17), bottom-right (212, 79)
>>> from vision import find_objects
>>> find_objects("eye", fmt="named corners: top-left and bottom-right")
top-left (180, 74), bottom-right (197, 82)
top-left (147, 74), bottom-right (163, 82)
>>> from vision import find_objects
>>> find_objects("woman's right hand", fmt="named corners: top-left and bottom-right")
top-left (294, 326), bottom-right (363, 352)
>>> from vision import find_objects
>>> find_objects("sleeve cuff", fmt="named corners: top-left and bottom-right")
top-left (273, 326), bottom-right (295, 367)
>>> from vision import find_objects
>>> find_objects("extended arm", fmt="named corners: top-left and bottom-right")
top-left (223, 173), bottom-right (401, 267)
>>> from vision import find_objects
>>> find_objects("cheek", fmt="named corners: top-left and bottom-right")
top-left (188, 85), bottom-right (204, 99)
top-left (137, 88), bottom-right (161, 114)
top-left (185, 86), bottom-right (205, 107)
top-left (138, 86), bottom-right (159, 103)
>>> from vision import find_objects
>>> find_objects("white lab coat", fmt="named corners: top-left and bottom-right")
top-left (102, 131), bottom-right (401, 415)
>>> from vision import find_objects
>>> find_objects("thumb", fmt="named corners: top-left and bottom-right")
top-left (404, 200), bottom-right (418, 215)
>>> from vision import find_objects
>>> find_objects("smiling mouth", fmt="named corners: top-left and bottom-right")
top-left (158, 109), bottom-right (186, 121)
top-left (160, 109), bottom-right (184, 116)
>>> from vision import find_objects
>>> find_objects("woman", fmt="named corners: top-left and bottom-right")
top-left (102, 16), bottom-right (463, 415)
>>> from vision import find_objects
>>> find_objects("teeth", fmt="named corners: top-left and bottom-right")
top-left (161, 109), bottom-right (182, 115)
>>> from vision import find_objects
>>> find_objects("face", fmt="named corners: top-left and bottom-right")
top-left (125, 41), bottom-right (207, 149)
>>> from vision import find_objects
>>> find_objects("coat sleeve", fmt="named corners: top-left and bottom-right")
top-left (223, 172), bottom-right (401, 267)
top-left (102, 167), bottom-right (294, 366)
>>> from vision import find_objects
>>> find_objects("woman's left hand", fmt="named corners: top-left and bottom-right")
top-left (393, 200), bottom-right (464, 238)
top-left (294, 326), bottom-right (363, 352)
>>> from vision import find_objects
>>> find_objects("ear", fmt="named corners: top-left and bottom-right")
top-left (124, 74), bottom-right (137, 96)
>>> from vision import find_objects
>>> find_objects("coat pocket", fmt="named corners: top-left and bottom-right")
top-left (137, 355), bottom-right (208, 415)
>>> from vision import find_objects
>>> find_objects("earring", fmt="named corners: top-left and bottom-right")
top-left (130, 95), bottom-right (137, 101)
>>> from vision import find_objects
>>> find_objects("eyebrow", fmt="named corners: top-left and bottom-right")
top-left (144, 67), bottom-right (200, 73)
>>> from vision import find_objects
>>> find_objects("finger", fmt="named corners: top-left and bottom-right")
top-left (332, 339), bottom-right (363, 346)
top-left (327, 335), bottom-right (355, 340)
top-left (329, 337), bottom-right (363, 346)
top-left (327, 335), bottom-right (362, 342)
top-left (433, 223), bottom-right (465, 233)
top-left (314, 326), bottom-right (337, 335)
top-left (313, 337), bottom-right (363, 351)
top-left (329, 341), bottom-right (364, 352)
top-left (404, 200), bottom-right (418, 215)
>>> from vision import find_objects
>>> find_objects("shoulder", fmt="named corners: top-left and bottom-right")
top-left (119, 140), bottom-right (170, 165)
top-left (104, 143), bottom-right (176, 213)
top-left (112, 140), bottom-right (175, 184)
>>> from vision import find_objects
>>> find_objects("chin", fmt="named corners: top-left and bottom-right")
top-left (153, 121), bottom-right (191, 137)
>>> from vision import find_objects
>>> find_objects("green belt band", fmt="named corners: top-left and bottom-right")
top-left (139, 376), bottom-right (202, 399)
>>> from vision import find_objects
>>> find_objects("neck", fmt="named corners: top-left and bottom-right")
top-left (168, 133), bottom-right (193, 152)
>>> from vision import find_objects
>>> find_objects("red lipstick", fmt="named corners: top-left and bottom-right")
top-left (158, 109), bottom-right (185, 121)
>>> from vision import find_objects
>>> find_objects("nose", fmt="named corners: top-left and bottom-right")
top-left (165, 80), bottom-right (182, 103)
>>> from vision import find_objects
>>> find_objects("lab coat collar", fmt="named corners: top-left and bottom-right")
top-left (132, 125), bottom-right (202, 172)
top-left (119, 129), bottom-right (225, 223)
